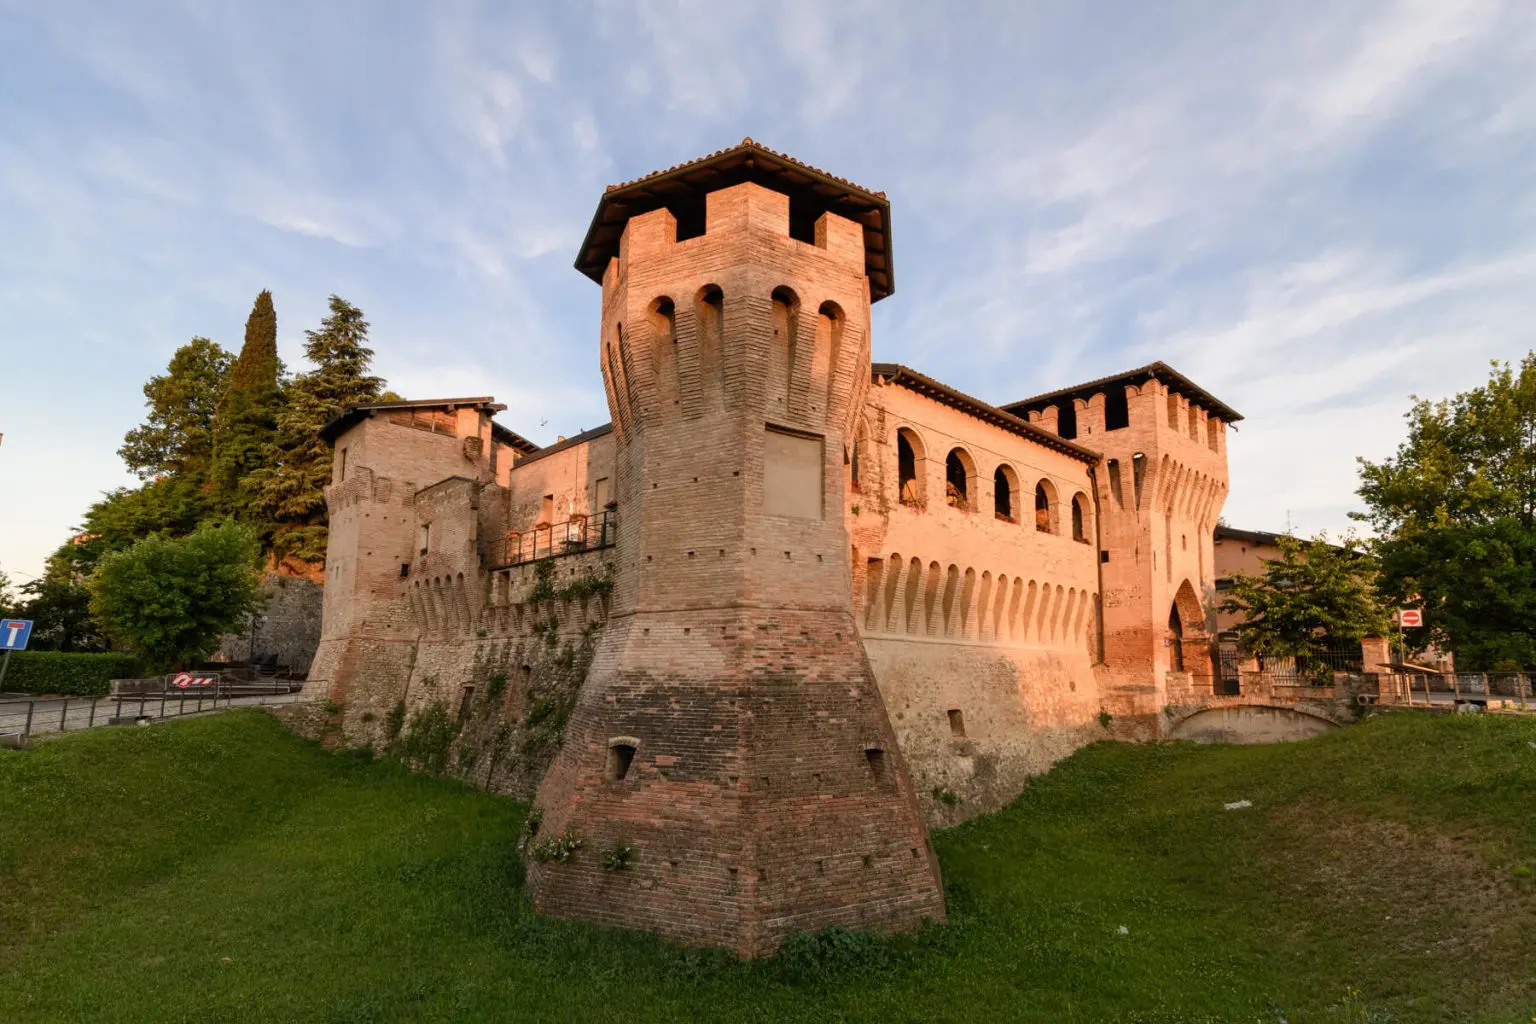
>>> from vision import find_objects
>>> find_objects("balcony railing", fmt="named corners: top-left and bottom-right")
top-left (493, 509), bottom-right (616, 568)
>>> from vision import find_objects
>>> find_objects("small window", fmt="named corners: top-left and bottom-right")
top-left (399, 563), bottom-right (410, 578)
top-left (1132, 454), bottom-right (1146, 510)
top-left (418, 523), bottom-right (431, 556)
top-left (540, 494), bottom-right (554, 526)
top-left (865, 747), bottom-right (889, 785)
top-left (606, 740), bottom-right (637, 782)
top-left (1072, 494), bottom-right (1089, 542)
top-left (1107, 459), bottom-right (1124, 508)
top-left (947, 709), bottom-right (966, 738)
top-left (339, 448), bottom-right (348, 482)
top-left (594, 476), bottom-right (612, 509)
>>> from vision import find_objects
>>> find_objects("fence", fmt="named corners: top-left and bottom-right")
top-left (0, 689), bottom-right (307, 745)
top-left (493, 509), bottom-right (617, 567)
top-left (1230, 670), bottom-right (1533, 713)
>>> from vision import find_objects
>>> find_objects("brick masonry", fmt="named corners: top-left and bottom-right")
top-left (301, 145), bottom-right (1238, 955)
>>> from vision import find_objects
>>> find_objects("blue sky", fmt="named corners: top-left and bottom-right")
top-left (2, 0), bottom-right (1533, 583)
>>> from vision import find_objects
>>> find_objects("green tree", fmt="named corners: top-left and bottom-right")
top-left (1218, 532), bottom-right (1391, 676)
top-left (88, 522), bottom-right (264, 669)
top-left (249, 295), bottom-right (385, 563)
top-left (60, 477), bottom-right (215, 579)
top-left (0, 569), bottom-right (19, 618)
top-left (1356, 353), bottom-right (1536, 669)
top-left (118, 337), bottom-right (233, 480)
top-left (19, 554), bottom-right (108, 653)
top-left (210, 290), bottom-right (283, 514)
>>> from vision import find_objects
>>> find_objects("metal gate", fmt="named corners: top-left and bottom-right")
top-left (1213, 640), bottom-right (1241, 696)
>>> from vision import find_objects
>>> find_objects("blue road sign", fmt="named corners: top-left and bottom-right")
top-left (1, 619), bottom-right (33, 651)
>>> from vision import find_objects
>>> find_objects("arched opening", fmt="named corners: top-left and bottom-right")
top-left (1034, 480), bottom-right (1057, 533)
top-left (896, 428), bottom-right (925, 507)
top-left (770, 286), bottom-right (801, 403)
top-left (1071, 493), bottom-right (1089, 542)
top-left (994, 464), bottom-right (1019, 522)
top-left (1168, 603), bottom-right (1185, 673)
top-left (1107, 458), bottom-right (1124, 508)
top-left (945, 448), bottom-right (974, 511)
top-left (695, 285), bottom-right (725, 405)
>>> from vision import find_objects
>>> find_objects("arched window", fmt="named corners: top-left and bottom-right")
top-left (994, 465), bottom-right (1019, 523)
top-left (1071, 493), bottom-right (1089, 542)
top-left (1168, 604), bottom-right (1185, 672)
top-left (1034, 480), bottom-right (1057, 533)
top-left (896, 428), bottom-right (925, 507)
top-left (945, 448), bottom-right (974, 511)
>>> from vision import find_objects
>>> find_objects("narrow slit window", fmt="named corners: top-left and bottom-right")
top-left (606, 741), bottom-right (637, 782)
top-left (947, 709), bottom-right (966, 738)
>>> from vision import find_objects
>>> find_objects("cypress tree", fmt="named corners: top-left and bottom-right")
top-left (250, 295), bottom-right (385, 564)
top-left (210, 291), bottom-right (283, 514)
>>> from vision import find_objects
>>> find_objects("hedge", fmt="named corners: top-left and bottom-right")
top-left (0, 651), bottom-right (145, 696)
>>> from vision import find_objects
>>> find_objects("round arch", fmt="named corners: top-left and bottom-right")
top-left (993, 464), bottom-right (1021, 523)
top-left (896, 427), bottom-right (926, 507)
top-left (945, 447), bottom-right (976, 511)
top-left (1034, 478), bottom-right (1059, 534)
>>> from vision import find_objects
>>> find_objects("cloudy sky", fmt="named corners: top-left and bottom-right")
top-left (1, 0), bottom-right (1532, 582)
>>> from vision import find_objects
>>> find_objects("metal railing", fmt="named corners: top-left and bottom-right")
top-left (0, 689), bottom-right (308, 745)
top-left (493, 509), bottom-right (616, 567)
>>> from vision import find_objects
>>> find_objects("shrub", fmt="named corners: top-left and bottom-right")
top-left (774, 926), bottom-right (890, 980)
top-left (0, 651), bottom-right (144, 696)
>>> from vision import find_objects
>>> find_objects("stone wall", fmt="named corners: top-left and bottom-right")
top-left (212, 573), bottom-right (324, 674)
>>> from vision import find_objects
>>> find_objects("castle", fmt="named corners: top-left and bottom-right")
top-left (307, 140), bottom-right (1236, 955)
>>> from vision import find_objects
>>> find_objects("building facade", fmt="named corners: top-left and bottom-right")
top-left (306, 141), bottom-right (1240, 954)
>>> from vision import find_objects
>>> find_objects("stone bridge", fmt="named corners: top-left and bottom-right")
top-left (1162, 674), bottom-right (1367, 744)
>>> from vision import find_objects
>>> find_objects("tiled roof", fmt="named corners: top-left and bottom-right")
top-left (576, 138), bottom-right (896, 301)
top-left (872, 363), bottom-right (1101, 464)
top-left (1001, 361), bottom-right (1243, 423)
top-left (606, 137), bottom-right (886, 199)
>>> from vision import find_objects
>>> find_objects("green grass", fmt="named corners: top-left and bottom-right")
top-left (1, 711), bottom-right (1533, 1023)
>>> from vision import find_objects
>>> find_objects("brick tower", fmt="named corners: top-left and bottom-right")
top-left (525, 140), bottom-right (945, 955)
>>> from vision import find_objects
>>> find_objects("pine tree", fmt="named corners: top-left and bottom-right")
top-left (250, 295), bottom-right (385, 563)
top-left (210, 290), bottom-right (283, 514)
top-left (119, 337), bottom-right (233, 480)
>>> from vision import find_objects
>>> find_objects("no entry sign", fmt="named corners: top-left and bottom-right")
top-left (1398, 609), bottom-right (1423, 628)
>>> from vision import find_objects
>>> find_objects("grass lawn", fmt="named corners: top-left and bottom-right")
top-left (1, 710), bottom-right (1533, 1023)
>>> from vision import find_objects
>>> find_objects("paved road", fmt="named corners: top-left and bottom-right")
top-left (0, 691), bottom-right (309, 740)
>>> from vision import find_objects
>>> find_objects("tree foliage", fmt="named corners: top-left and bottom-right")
top-left (19, 556), bottom-right (108, 653)
top-left (118, 337), bottom-right (232, 480)
top-left (88, 522), bottom-right (265, 669)
top-left (249, 295), bottom-right (383, 562)
top-left (210, 290), bottom-right (283, 514)
top-left (1218, 533), bottom-right (1391, 666)
top-left (1355, 353), bottom-right (1536, 669)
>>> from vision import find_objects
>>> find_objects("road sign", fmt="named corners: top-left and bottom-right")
top-left (168, 672), bottom-right (219, 689)
top-left (1, 619), bottom-right (32, 651)
top-left (1398, 609), bottom-right (1423, 628)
